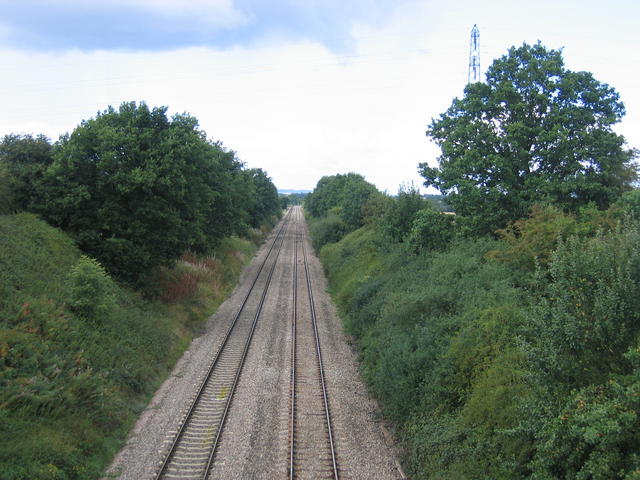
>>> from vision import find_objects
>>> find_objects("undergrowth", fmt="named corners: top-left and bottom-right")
top-left (315, 208), bottom-right (640, 479)
top-left (0, 213), bottom-right (261, 479)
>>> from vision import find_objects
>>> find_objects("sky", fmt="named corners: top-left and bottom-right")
top-left (0, 0), bottom-right (638, 193)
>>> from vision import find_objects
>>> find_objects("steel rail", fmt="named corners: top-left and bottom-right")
top-left (288, 209), bottom-right (299, 479)
top-left (288, 206), bottom-right (339, 480)
top-left (201, 214), bottom-right (288, 477)
top-left (155, 208), bottom-right (293, 480)
top-left (301, 219), bottom-right (339, 480)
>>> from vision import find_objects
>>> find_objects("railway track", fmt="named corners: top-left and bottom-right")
top-left (154, 209), bottom-right (293, 480)
top-left (288, 206), bottom-right (339, 480)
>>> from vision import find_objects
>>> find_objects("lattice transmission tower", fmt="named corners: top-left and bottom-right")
top-left (468, 24), bottom-right (481, 84)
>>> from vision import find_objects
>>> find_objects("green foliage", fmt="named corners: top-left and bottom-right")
top-left (529, 346), bottom-right (640, 479)
top-left (421, 42), bottom-right (637, 235)
top-left (524, 224), bottom-right (640, 393)
top-left (68, 256), bottom-right (116, 323)
top-left (407, 209), bottom-right (456, 253)
top-left (0, 160), bottom-right (14, 214)
top-left (614, 189), bottom-right (640, 220)
top-left (305, 172), bottom-right (379, 231)
top-left (30, 102), bottom-right (273, 283)
top-left (243, 168), bottom-right (281, 228)
top-left (308, 209), bottom-right (348, 251)
top-left (0, 134), bottom-right (53, 212)
top-left (487, 204), bottom-right (615, 272)
top-left (361, 190), bottom-right (391, 224)
top-left (316, 192), bottom-right (640, 479)
top-left (319, 225), bottom-right (529, 477)
top-left (0, 213), bottom-right (259, 479)
top-left (379, 184), bottom-right (428, 243)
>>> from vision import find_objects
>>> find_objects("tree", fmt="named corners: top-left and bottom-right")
top-left (243, 168), bottom-right (280, 227)
top-left (35, 102), bottom-right (242, 282)
top-left (379, 183), bottom-right (428, 243)
top-left (421, 42), bottom-right (637, 235)
top-left (305, 172), bottom-right (378, 230)
top-left (0, 134), bottom-right (53, 212)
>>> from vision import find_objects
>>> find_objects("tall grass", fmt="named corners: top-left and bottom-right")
top-left (0, 214), bottom-right (260, 479)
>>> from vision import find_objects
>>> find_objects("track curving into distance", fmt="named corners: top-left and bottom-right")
top-left (155, 209), bottom-right (293, 480)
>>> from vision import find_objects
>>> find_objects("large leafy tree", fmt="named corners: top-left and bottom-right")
top-left (35, 102), bottom-right (244, 282)
top-left (421, 42), bottom-right (637, 234)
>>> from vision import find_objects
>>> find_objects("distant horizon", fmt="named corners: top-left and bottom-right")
top-left (277, 189), bottom-right (311, 194)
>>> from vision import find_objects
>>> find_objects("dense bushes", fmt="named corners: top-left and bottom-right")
top-left (0, 213), bottom-right (260, 479)
top-left (310, 41), bottom-right (640, 478)
top-left (0, 103), bottom-right (280, 283)
top-left (305, 173), bottom-right (378, 235)
top-left (0, 134), bottom-right (53, 213)
top-left (310, 170), bottom-right (640, 478)
top-left (522, 226), bottom-right (640, 479)
top-left (308, 209), bottom-right (347, 251)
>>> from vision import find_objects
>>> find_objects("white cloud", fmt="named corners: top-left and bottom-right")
top-left (0, 0), bottom-right (638, 193)
top-left (42, 0), bottom-right (250, 27)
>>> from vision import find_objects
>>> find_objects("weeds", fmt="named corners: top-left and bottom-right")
top-left (0, 214), bottom-right (261, 479)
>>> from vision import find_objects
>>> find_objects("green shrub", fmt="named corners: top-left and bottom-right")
top-left (379, 184), bottom-right (427, 243)
top-left (0, 160), bottom-right (14, 214)
top-left (317, 214), bottom-right (551, 478)
top-left (488, 204), bottom-right (618, 274)
top-left (407, 208), bottom-right (455, 253)
top-left (316, 197), bottom-right (640, 478)
top-left (524, 224), bottom-right (640, 393)
top-left (528, 346), bottom-right (640, 479)
top-left (68, 256), bottom-right (116, 323)
top-left (309, 210), bottom-right (347, 250)
top-left (613, 189), bottom-right (640, 220)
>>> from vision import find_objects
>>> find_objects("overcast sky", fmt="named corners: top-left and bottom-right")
top-left (1, 0), bottom-right (638, 193)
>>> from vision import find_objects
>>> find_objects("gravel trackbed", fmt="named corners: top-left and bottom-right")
top-left (105, 207), bottom-right (404, 480)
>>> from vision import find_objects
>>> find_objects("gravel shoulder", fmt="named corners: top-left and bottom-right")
top-left (105, 209), bottom-right (404, 479)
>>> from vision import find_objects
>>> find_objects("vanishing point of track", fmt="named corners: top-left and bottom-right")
top-left (288, 206), bottom-right (339, 480)
top-left (154, 209), bottom-right (292, 480)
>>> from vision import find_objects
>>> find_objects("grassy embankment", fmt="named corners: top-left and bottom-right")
top-left (0, 213), bottom-right (264, 480)
top-left (310, 207), bottom-right (640, 479)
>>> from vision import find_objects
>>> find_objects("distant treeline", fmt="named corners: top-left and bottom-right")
top-left (305, 41), bottom-right (640, 479)
top-left (0, 102), bottom-right (281, 283)
top-left (280, 191), bottom-right (308, 208)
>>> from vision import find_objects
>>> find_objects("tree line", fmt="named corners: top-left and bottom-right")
top-left (0, 102), bottom-right (280, 283)
top-left (306, 43), bottom-right (640, 478)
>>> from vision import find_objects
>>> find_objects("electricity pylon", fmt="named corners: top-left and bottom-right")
top-left (468, 24), bottom-right (481, 84)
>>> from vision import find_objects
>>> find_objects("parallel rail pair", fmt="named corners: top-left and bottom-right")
top-left (154, 207), bottom-right (339, 479)
top-left (288, 206), bottom-right (339, 479)
top-left (155, 209), bottom-right (292, 479)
